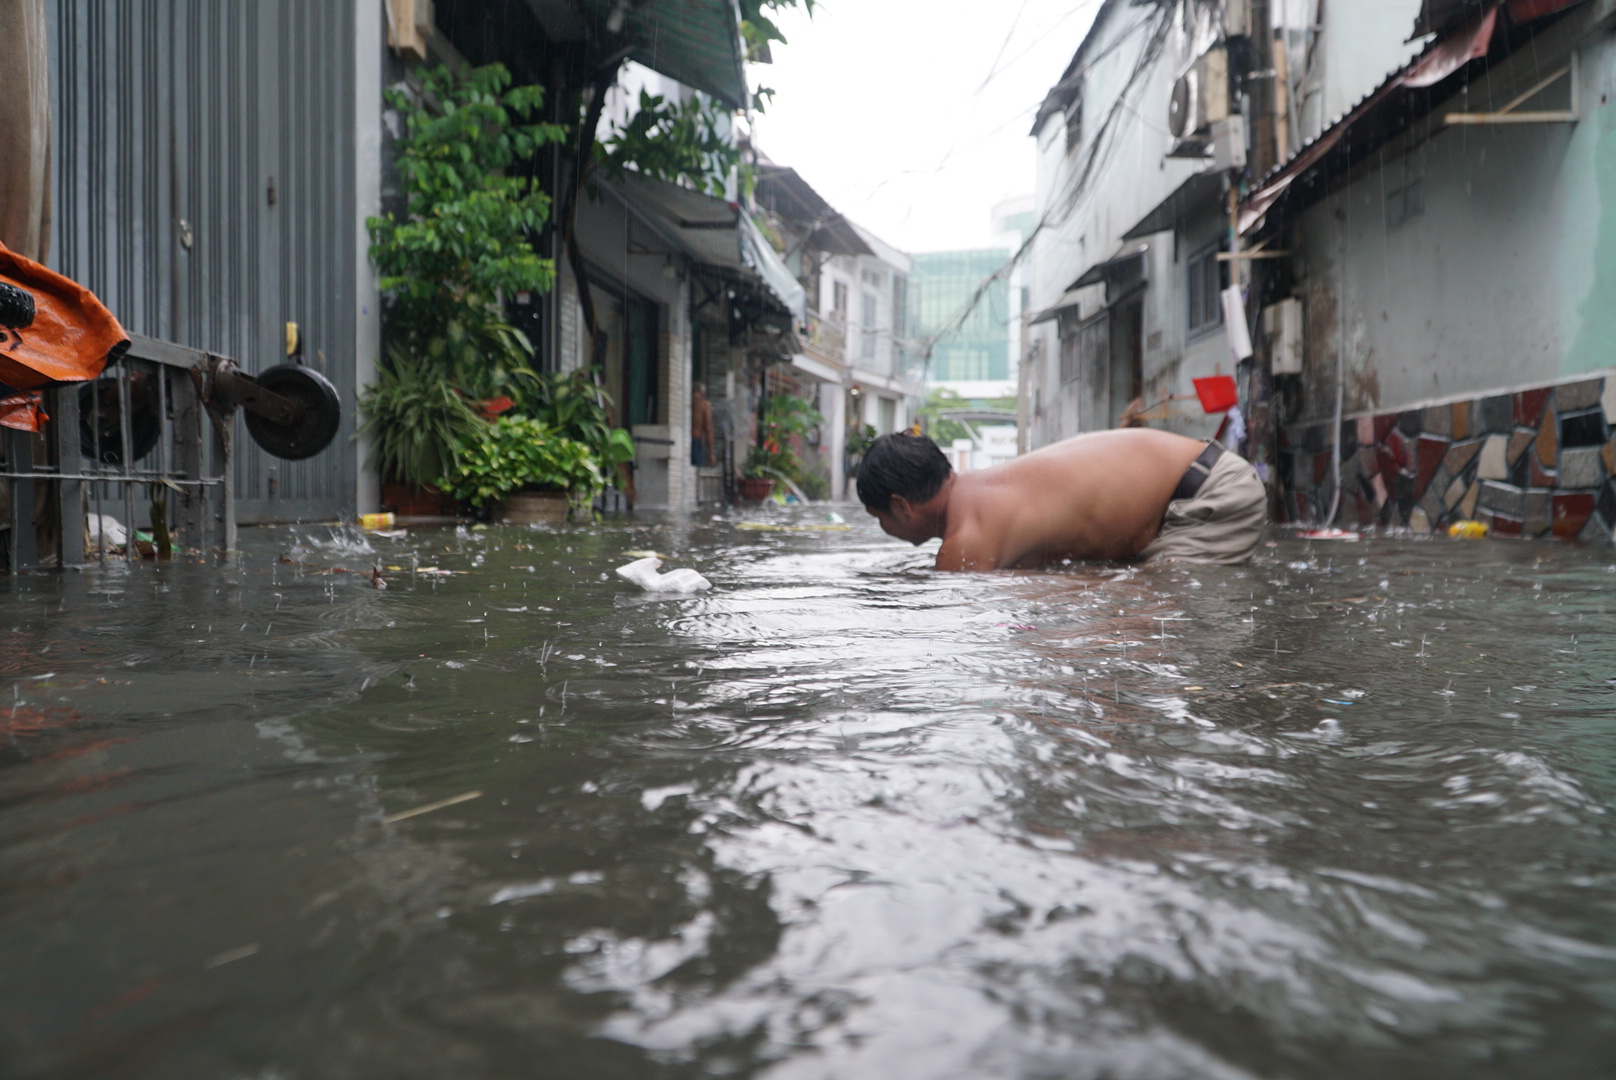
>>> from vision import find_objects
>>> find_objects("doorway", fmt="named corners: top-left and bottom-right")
top-left (1109, 295), bottom-right (1144, 426)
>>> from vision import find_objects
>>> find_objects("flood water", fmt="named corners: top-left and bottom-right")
top-left (2, 511), bottom-right (1615, 1079)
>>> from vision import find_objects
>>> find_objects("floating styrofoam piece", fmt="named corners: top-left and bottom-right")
top-left (87, 513), bottom-right (126, 548)
top-left (615, 556), bottom-right (711, 594)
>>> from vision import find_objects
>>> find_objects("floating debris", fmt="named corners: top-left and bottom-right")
top-left (734, 522), bottom-right (852, 532)
top-left (615, 556), bottom-right (711, 594)
top-left (381, 790), bottom-right (483, 824)
top-left (203, 943), bottom-right (261, 969)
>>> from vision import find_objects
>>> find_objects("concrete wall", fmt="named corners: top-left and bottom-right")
top-left (1293, 34), bottom-right (1616, 424)
top-left (1027, 1), bottom-right (1215, 448)
top-left (570, 188), bottom-right (693, 509)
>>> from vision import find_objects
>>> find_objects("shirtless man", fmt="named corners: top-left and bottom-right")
top-left (856, 429), bottom-right (1266, 570)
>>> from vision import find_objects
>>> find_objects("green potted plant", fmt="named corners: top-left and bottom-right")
top-left (740, 440), bottom-right (784, 502)
top-left (440, 415), bottom-right (606, 524)
top-left (740, 393), bottom-right (823, 502)
top-left (358, 347), bottom-right (486, 514)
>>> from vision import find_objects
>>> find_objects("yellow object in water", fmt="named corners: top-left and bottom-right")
top-left (1448, 520), bottom-right (1489, 539)
top-left (359, 512), bottom-right (396, 530)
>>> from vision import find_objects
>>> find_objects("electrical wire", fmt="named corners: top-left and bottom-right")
top-left (911, 3), bottom-right (1175, 362)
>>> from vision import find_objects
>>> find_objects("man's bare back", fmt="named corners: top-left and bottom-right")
top-left (855, 430), bottom-right (1253, 571)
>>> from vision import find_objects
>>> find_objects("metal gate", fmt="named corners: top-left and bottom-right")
top-left (47, 0), bottom-right (360, 523)
top-left (2, 335), bottom-right (235, 571)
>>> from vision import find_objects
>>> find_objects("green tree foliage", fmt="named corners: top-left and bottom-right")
top-left (597, 91), bottom-right (740, 197)
top-left (367, 63), bottom-right (566, 398)
top-left (918, 386), bottom-right (1018, 446)
top-left (919, 387), bottom-right (971, 446)
top-left (741, 0), bottom-right (816, 112)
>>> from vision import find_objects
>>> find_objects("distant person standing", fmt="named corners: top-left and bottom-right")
top-left (690, 384), bottom-right (714, 467)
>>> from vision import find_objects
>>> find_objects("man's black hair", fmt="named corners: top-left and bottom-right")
top-left (856, 433), bottom-right (953, 512)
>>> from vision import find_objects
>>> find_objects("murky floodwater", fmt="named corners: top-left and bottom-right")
top-left (2, 511), bottom-right (1615, 1079)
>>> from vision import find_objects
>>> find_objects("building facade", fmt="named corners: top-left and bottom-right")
top-left (1024, 0), bottom-right (1616, 543)
top-left (38, 0), bottom-right (787, 525)
top-left (1024, 0), bottom-right (1420, 453)
top-left (756, 166), bottom-right (922, 503)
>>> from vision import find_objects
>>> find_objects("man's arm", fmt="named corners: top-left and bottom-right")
top-left (934, 526), bottom-right (1000, 571)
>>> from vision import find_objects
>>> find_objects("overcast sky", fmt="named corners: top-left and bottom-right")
top-left (749, 0), bottom-right (1104, 256)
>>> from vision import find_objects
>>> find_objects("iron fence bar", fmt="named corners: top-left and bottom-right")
top-left (155, 362), bottom-right (172, 556)
top-left (6, 429), bottom-right (37, 570)
top-left (51, 386), bottom-right (84, 568)
top-left (90, 376), bottom-right (104, 564)
top-left (118, 364), bottom-right (135, 563)
top-left (0, 472), bottom-right (224, 484)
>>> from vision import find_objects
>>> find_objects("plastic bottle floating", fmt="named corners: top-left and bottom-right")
top-left (615, 556), bottom-right (711, 594)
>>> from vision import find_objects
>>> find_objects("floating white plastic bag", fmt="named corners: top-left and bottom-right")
top-left (614, 556), bottom-right (711, 594)
top-left (87, 513), bottom-right (126, 548)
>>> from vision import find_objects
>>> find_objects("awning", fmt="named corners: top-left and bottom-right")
top-left (614, 173), bottom-right (805, 321)
top-left (791, 352), bottom-right (840, 383)
top-left (753, 165), bottom-right (873, 257)
top-left (1122, 171), bottom-right (1226, 240)
top-left (1069, 242), bottom-right (1149, 290)
top-left (740, 212), bottom-right (807, 321)
top-left (1413, 0), bottom-right (1580, 35)
top-left (1028, 289), bottom-right (1083, 325)
top-left (526, 0), bottom-right (748, 109)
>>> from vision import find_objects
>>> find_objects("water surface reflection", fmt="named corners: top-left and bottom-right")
top-left (2, 513), bottom-right (1615, 1078)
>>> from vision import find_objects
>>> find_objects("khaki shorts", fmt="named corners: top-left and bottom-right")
top-left (1140, 447), bottom-right (1267, 565)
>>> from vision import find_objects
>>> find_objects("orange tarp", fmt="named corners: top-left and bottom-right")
top-left (0, 241), bottom-right (127, 392)
top-left (0, 392), bottom-right (48, 433)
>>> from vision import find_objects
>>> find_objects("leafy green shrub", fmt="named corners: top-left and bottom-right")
top-left (522, 370), bottom-right (636, 469)
top-left (440, 415), bottom-right (605, 508)
top-left (745, 393), bottom-right (823, 483)
top-left (357, 347), bottom-right (485, 490)
top-left (367, 62), bottom-right (565, 399)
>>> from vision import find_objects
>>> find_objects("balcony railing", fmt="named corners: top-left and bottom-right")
top-left (805, 312), bottom-right (846, 365)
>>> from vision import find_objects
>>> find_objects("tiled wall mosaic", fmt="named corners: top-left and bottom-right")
top-left (1279, 376), bottom-right (1616, 541)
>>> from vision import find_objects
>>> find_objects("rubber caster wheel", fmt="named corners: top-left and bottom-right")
top-left (0, 282), bottom-right (35, 329)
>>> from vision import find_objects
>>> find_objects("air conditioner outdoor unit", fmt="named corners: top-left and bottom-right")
top-left (1263, 298), bottom-right (1304, 376)
top-left (1168, 46), bottom-right (1231, 141)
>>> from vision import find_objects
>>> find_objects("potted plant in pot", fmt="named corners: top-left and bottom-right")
top-left (740, 393), bottom-right (823, 502)
top-left (440, 415), bottom-right (606, 524)
top-left (740, 440), bottom-right (784, 502)
top-left (358, 347), bottom-right (486, 516)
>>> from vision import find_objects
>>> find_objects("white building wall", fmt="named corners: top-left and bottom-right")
top-left (1028, 0), bottom-right (1431, 451)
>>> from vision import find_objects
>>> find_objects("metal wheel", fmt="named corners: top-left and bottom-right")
top-left (243, 364), bottom-right (341, 461)
top-left (79, 375), bottom-right (161, 465)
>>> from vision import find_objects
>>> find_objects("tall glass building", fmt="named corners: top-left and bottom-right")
top-left (910, 249), bottom-right (1013, 384)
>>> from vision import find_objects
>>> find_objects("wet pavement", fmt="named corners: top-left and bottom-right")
top-left (2, 512), bottom-right (1615, 1079)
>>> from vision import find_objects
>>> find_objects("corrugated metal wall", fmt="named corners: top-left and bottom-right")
top-left (48, 0), bottom-right (359, 523)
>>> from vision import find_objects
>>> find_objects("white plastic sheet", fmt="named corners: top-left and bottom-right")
top-left (614, 556), bottom-right (711, 594)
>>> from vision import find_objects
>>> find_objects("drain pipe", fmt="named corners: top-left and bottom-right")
top-left (1323, 333), bottom-right (1345, 527)
top-left (1324, 186), bottom-right (1349, 528)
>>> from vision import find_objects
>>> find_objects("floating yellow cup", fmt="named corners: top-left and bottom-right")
top-left (1447, 520), bottom-right (1489, 539)
top-left (359, 512), bottom-right (396, 530)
